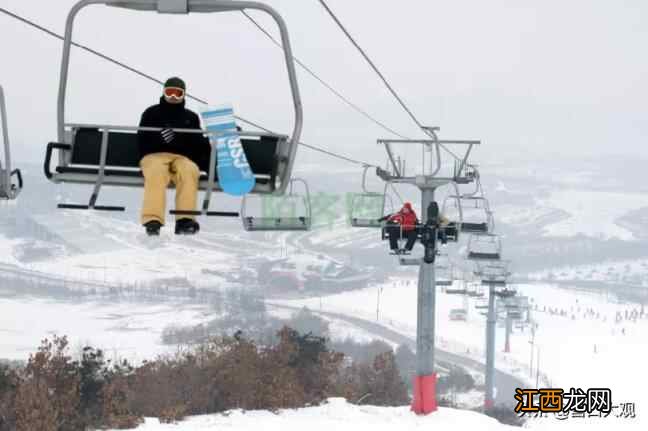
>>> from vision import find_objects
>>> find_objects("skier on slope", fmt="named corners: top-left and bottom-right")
top-left (137, 77), bottom-right (210, 236)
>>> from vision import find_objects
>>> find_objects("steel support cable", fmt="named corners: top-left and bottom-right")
top-left (0, 7), bottom-right (380, 168)
top-left (241, 10), bottom-right (410, 141)
top-left (317, 0), bottom-right (464, 163)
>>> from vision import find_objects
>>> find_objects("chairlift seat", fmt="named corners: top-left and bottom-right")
top-left (399, 257), bottom-right (421, 266)
top-left (468, 251), bottom-right (501, 261)
top-left (351, 217), bottom-right (383, 228)
top-left (445, 288), bottom-right (468, 295)
top-left (46, 127), bottom-right (281, 192)
top-left (482, 279), bottom-right (507, 286)
top-left (494, 289), bottom-right (517, 298)
top-left (461, 222), bottom-right (489, 233)
top-left (243, 216), bottom-right (310, 231)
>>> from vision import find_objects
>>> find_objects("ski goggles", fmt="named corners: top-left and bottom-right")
top-left (163, 87), bottom-right (185, 99)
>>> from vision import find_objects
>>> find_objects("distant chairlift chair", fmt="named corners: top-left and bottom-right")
top-left (442, 193), bottom-right (494, 235)
top-left (349, 166), bottom-right (393, 228)
top-left (434, 255), bottom-right (455, 287)
top-left (467, 233), bottom-right (503, 261)
top-left (476, 261), bottom-right (512, 293)
top-left (241, 178), bottom-right (311, 231)
top-left (466, 283), bottom-right (485, 298)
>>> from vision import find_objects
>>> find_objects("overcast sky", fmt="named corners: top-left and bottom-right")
top-left (1, 0), bottom-right (647, 170)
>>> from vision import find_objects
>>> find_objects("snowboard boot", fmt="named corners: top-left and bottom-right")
top-left (175, 218), bottom-right (200, 235)
top-left (144, 220), bottom-right (162, 236)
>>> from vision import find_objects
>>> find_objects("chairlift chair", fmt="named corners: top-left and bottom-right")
top-left (494, 287), bottom-right (517, 299)
top-left (442, 193), bottom-right (494, 234)
top-left (507, 310), bottom-right (523, 320)
top-left (444, 280), bottom-right (468, 295)
top-left (467, 233), bottom-right (502, 261)
top-left (241, 178), bottom-right (311, 231)
top-left (436, 260), bottom-right (453, 286)
top-left (475, 260), bottom-right (511, 286)
top-left (474, 297), bottom-right (489, 310)
top-left (349, 166), bottom-right (393, 228)
top-left (0, 85), bottom-right (22, 200)
top-left (466, 283), bottom-right (485, 298)
top-left (45, 0), bottom-right (303, 214)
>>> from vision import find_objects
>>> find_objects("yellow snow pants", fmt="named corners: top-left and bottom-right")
top-left (140, 153), bottom-right (200, 225)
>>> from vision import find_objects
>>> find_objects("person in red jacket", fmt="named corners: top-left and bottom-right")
top-left (381, 202), bottom-right (419, 253)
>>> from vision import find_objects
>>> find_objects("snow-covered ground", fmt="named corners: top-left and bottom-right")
top-left (109, 398), bottom-right (516, 431)
top-left (0, 210), bottom-right (365, 290)
top-left (529, 258), bottom-right (648, 287)
top-left (271, 278), bottom-right (648, 429)
top-left (0, 298), bottom-right (213, 363)
top-left (537, 190), bottom-right (648, 240)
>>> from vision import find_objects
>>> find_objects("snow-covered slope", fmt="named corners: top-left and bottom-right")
top-left (109, 398), bottom-right (516, 431)
top-left (271, 278), bottom-right (648, 429)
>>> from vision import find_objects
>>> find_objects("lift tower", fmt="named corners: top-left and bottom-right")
top-left (475, 260), bottom-right (513, 409)
top-left (377, 129), bottom-right (479, 414)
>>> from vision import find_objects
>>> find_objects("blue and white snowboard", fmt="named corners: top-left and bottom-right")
top-left (201, 104), bottom-right (255, 196)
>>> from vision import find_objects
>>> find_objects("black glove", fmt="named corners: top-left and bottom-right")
top-left (161, 128), bottom-right (175, 144)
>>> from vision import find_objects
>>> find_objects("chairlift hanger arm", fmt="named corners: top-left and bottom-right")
top-left (0, 85), bottom-right (12, 196)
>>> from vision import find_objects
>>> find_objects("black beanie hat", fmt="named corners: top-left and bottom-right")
top-left (164, 77), bottom-right (186, 90)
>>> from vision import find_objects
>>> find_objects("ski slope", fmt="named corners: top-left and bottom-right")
top-left (271, 278), bottom-right (648, 429)
top-left (537, 190), bottom-right (648, 240)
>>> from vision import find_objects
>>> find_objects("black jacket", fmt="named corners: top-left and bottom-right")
top-left (137, 97), bottom-right (210, 168)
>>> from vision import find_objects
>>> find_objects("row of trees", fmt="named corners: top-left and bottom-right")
top-left (0, 328), bottom-right (409, 431)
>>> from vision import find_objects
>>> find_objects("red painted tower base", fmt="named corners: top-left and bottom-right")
top-left (484, 398), bottom-right (494, 410)
top-left (411, 373), bottom-right (438, 414)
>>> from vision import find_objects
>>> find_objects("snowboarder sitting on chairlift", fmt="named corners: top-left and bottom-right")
top-left (379, 202), bottom-right (419, 254)
top-left (137, 77), bottom-right (210, 236)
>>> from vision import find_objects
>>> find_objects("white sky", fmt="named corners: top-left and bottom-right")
top-left (1, 0), bottom-right (647, 167)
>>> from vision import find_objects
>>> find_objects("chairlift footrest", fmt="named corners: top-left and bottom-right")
top-left (94, 205), bottom-right (126, 212)
top-left (58, 203), bottom-right (125, 211)
top-left (171, 210), bottom-right (239, 217)
top-left (206, 211), bottom-right (239, 217)
top-left (171, 210), bottom-right (202, 216)
top-left (58, 204), bottom-right (90, 210)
